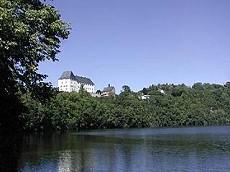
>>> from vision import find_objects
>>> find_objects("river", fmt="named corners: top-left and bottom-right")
top-left (18, 126), bottom-right (230, 172)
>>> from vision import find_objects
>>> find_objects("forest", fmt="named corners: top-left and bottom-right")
top-left (22, 82), bottom-right (230, 131)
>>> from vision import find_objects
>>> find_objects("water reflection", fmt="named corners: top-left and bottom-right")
top-left (19, 126), bottom-right (230, 172)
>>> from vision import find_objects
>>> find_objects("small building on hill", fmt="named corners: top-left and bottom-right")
top-left (58, 71), bottom-right (95, 93)
top-left (101, 84), bottom-right (115, 97)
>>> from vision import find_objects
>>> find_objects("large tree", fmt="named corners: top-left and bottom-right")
top-left (0, 0), bottom-right (70, 124)
top-left (0, 0), bottom-right (70, 170)
top-left (0, 0), bottom-right (69, 94)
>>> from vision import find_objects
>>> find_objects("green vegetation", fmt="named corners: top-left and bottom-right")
top-left (23, 82), bottom-right (230, 131)
top-left (0, 0), bottom-right (69, 131)
top-left (0, 0), bottom-right (229, 169)
top-left (0, 0), bottom-right (69, 170)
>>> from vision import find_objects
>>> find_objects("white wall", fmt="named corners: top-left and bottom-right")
top-left (58, 79), bottom-right (71, 92)
top-left (58, 79), bottom-right (94, 93)
top-left (83, 84), bottom-right (94, 93)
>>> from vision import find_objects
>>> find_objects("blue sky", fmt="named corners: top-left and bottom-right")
top-left (40, 0), bottom-right (230, 92)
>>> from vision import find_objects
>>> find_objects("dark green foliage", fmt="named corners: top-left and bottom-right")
top-left (23, 82), bottom-right (230, 132)
top-left (0, 0), bottom-right (69, 170)
top-left (0, 0), bottom-right (69, 95)
top-left (0, 0), bottom-right (69, 130)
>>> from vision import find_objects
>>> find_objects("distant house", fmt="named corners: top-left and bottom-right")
top-left (159, 89), bottom-right (165, 94)
top-left (101, 84), bottom-right (115, 97)
top-left (140, 95), bottom-right (150, 100)
top-left (58, 71), bottom-right (95, 93)
top-left (91, 92), bottom-right (101, 98)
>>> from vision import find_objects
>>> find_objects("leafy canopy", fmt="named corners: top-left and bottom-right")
top-left (0, 1), bottom-right (69, 169)
top-left (0, 0), bottom-right (70, 95)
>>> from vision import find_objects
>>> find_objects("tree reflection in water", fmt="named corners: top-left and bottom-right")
top-left (18, 127), bottom-right (230, 172)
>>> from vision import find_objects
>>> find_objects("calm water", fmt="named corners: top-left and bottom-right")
top-left (18, 126), bottom-right (230, 172)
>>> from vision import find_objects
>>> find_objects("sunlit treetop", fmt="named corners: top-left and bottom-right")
top-left (0, 0), bottom-right (70, 96)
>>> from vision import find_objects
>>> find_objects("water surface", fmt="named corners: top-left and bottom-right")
top-left (18, 126), bottom-right (230, 172)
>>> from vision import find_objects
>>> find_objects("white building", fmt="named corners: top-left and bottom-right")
top-left (140, 95), bottom-right (150, 100)
top-left (58, 71), bottom-right (95, 93)
top-left (101, 84), bottom-right (115, 97)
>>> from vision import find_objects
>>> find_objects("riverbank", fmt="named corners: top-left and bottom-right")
top-left (22, 83), bottom-right (230, 132)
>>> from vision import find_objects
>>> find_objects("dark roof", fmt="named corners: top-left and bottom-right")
top-left (59, 71), bottom-right (75, 80)
top-left (103, 86), bottom-right (115, 92)
top-left (75, 75), bottom-right (94, 85)
top-left (59, 71), bottom-right (94, 85)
